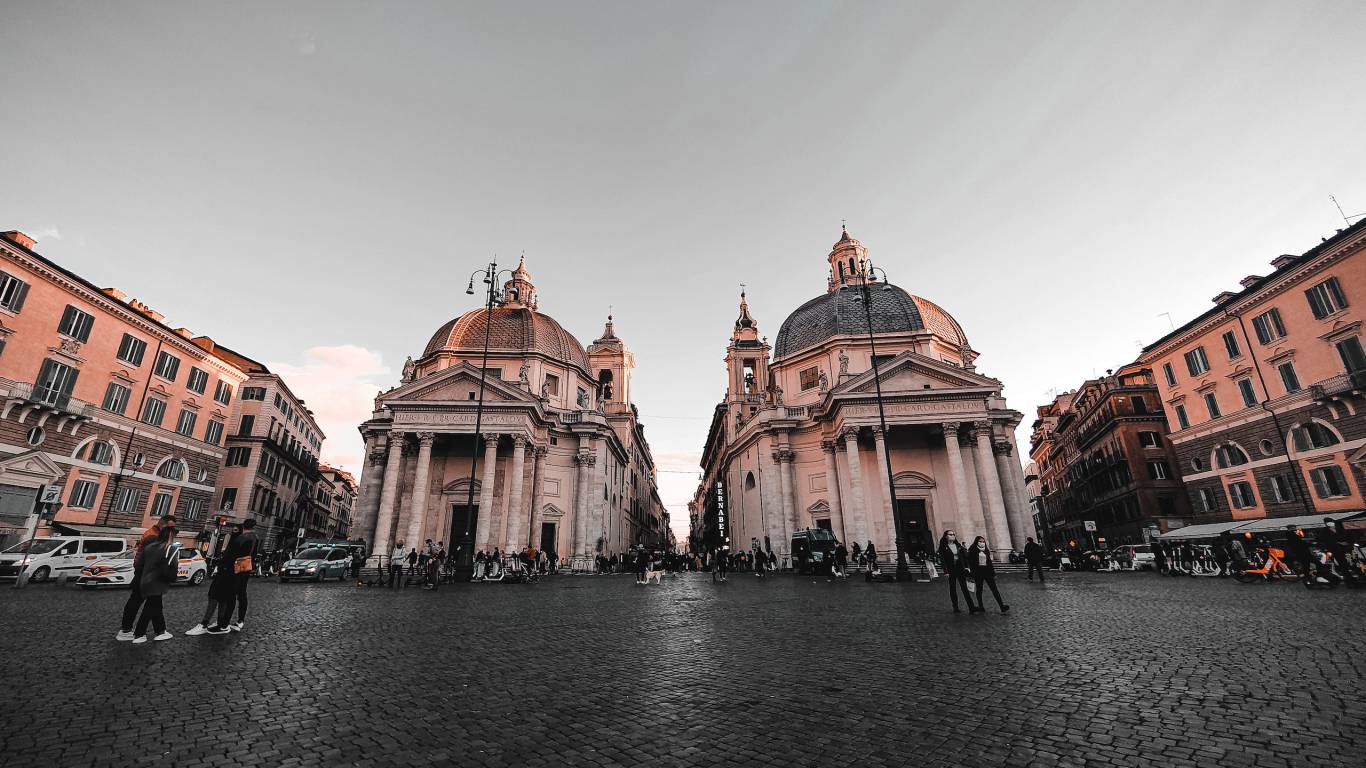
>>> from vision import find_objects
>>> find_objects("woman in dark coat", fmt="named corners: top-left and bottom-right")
top-left (133, 526), bottom-right (180, 643)
top-left (937, 530), bottom-right (978, 613)
top-left (187, 527), bottom-right (239, 635)
top-left (967, 536), bottom-right (1009, 613)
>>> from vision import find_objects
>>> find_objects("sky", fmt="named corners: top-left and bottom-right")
top-left (4, 1), bottom-right (1366, 544)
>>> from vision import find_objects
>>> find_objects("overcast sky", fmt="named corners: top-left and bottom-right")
top-left (5, 1), bottom-right (1366, 543)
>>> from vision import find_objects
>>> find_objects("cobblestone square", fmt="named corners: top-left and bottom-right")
top-left (1, 572), bottom-right (1363, 767)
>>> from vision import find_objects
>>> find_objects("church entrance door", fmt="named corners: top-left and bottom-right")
top-left (449, 504), bottom-right (478, 570)
top-left (894, 499), bottom-right (932, 558)
top-left (539, 522), bottom-right (557, 557)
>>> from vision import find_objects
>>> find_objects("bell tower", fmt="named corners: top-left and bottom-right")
top-left (724, 291), bottom-right (771, 409)
top-left (827, 225), bottom-right (870, 292)
top-left (588, 313), bottom-right (633, 414)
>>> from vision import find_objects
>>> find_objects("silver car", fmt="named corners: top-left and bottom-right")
top-left (278, 547), bottom-right (350, 582)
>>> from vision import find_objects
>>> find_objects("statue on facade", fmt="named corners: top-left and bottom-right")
top-left (540, 380), bottom-right (551, 400)
top-left (577, 388), bottom-right (589, 409)
top-left (773, 383), bottom-right (784, 405)
top-left (401, 356), bottom-right (416, 383)
top-left (818, 371), bottom-right (829, 392)
top-left (519, 361), bottom-right (531, 388)
top-left (838, 349), bottom-right (849, 377)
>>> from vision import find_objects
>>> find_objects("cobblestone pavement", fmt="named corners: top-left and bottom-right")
top-left (0, 570), bottom-right (1363, 767)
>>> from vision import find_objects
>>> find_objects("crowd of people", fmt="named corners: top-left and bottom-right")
top-left (1155, 518), bottom-right (1361, 586)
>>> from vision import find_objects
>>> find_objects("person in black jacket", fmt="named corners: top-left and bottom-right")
top-left (1317, 518), bottom-right (1358, 585)
top-left (1023, 537), bottom-right (1046, 582)
top-left (967, 536), bottom-right (1009, 613)
top-left (937, 530), bottom-right (978, 613)
top-left (132, 526), bottom-right (180, 643)
top-left (217, 519), bottom-right (260, 632)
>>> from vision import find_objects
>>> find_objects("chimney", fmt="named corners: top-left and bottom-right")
top-left (1, 231), bottom-right (36, 249)
top-left (102, 287), bottom-right (127, 302)
top-left (174, 327), bottom-right (194, 339)
top-left (1270, 254), bottom-right (1296, 270)
top-left (1239, 275), bottom-right (1263, 289)
top-left (1212, 291), bottom-right (1237, 304)
top-left (127, 299), bottom-right (165, 323)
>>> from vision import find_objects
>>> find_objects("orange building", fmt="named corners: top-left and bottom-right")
top-left (1138, 218), bottom-right (1366, 525)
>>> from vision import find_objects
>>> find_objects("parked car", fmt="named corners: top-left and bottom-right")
top-left (1110, 544), bottom-right (1156, 571)
top-left (78, 546), bottom-right (208, 588)
top-left (0, 536), bottom-right (127, 582)
top-left (279, 547), bottom-right (351, 582)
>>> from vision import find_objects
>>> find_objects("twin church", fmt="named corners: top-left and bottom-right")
top-left (348, 229), bottom-right (1029, 569)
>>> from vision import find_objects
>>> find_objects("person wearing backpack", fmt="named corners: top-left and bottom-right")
top-left (132, 526), bottom-right (180, 643)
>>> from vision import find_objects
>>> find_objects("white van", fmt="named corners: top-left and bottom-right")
top-left (0, 536), bottom-right (128, 582)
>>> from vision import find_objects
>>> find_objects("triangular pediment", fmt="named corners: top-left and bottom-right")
top-left (384, 362), bottom-right (539, 405)
top-left (838, 351), bottom-right (999, 395)
top-left (0, 450), bottom-right (64, 486)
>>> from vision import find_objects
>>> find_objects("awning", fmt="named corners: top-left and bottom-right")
top-left (1154, 521), bottom-right (1243, 540)
top-left (49, 521), bottom-right (146, 537)
top-left (1154, 510), bottom-right (1365, 540)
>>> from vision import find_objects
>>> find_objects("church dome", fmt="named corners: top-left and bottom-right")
top-left (772, 283), bottom-right (968, 359)
top-left (423, 306), bottom-right (590, 372)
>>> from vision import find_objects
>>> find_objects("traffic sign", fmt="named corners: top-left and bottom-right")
top-left (39, 485), bottom-right (61, 504)
top-left (1083, 520), bottom-right (1096, 532)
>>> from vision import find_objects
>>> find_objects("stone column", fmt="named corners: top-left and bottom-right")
top-left (594, 439), bottom-right (608, 555)
top-left (870, 426), bottom-right (895, 551)
top-left (402, 432), bottom-right (435, 548)
top-left (971, 421), bottom-right (1012, 558)
top-left (774, 447), bottom-right (795, 554)
top-left (352, 433), bottom-right (384, 549)
top-left (993, 438), bottom-right (1028, 550)
top-left (1004, 443), bottom-right (1034, 546)
top-left (527, 445), bottom-right (547, 550)
top-left (503, 435), bottom-right (528, 552)
top-left (820, 440), bottom-right (846, 542)
top-left (371, 432), bottom-right (406, 557)
top-left (474, 433), bottom-right (500, 552)
top-left (573, 439), bottom-right (595, 561)
top-left (941, 422), bottom-right (972, 542)
top-left (841, 427), bottom-right (867, 547)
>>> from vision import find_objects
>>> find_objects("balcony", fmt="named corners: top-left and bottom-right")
top-left (2, 380), bottom-right (94, 434)
top-left (1311, 370), bottom-right (1366, 400)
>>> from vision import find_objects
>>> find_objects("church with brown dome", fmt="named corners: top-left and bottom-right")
top-left (694, 228), bottom-right (1032, 566)
top-left (351, 257), bottom-right (670, 569)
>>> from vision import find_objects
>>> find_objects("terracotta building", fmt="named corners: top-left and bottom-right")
top-left (695, 228), bottom-right (1031, 564)
top-left (1029, 364), bottom-right (1192, 548)
top-left (1138, 218), bottom-right (1366, 525)
top-left (352, 257), bottom-right (668, 568)
top-left (317, 465), bottom-right (357, 540)
top-left (0, 230), bottom-right (246, 547)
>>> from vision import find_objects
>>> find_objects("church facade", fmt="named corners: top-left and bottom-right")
top-left (695, 229), bottom-right (1032, 564)
top-left (351, 259), bottom-right (668, 568)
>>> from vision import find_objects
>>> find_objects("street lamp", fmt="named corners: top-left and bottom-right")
top-left (851, 261), bottom-right (909, 581)
top-left (454, 259), bottom-right (518, 581)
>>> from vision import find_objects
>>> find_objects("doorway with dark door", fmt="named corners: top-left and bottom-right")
top-left (539, 522), bottom-right (557, 557)
top-left (894, 498), bottom-right (932, 559)
top-left (815, 518), bottom-right (833, 532)
top-left (449, 504), bottom-right (479, 570)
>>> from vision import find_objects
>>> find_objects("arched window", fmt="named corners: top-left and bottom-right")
top-left (75, 438), bottom-right (117, 466)
top-left (848, 257), bottom-right (856, 274)
top-left (155, 458), bottom-right (186, 481)
top-left (1213, 443), bottom-right (1249, 469)
top-left (1291, 421), bottom-right (1341, 452)
top-left (837, 262), bottom-right (845, 279)
top-left (745, 471), bottom-right (756, 490)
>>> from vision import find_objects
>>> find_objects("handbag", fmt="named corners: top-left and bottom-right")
top-left (233, 556), bottom-right (253, 574)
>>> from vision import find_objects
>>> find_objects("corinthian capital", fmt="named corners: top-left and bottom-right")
top-left (820, 440), bottom-right (836, 454)
top-left (941, 421), bottom-right (961, 434)
top-left (482, 432), bottom-right (501, 448)
top-left (840, 425), bottom-right (862, 441)
top-left (416, 431), bottom-right (436, 445)
top-left (993, 439), bottom-right (1014, 457)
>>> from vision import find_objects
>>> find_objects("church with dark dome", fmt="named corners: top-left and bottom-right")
top-left (351, 257), bottom-right (671, 569)
top-left (694, 228), bottom-right (1031, 565)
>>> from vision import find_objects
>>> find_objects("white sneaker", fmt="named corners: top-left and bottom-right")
top-left (153, 632), bottom-right (173, 642)
top-left (132, 636), bottom-right (149, 644)
top-left (229, 621), bottom-right (243, 633)
top-left (115, 631), bottom-right (135, 642)
top-left (185, 625), bottom-right (207, 636)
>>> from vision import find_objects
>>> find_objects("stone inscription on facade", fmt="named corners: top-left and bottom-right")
top-left (393, 412), bottom-right (527, 427)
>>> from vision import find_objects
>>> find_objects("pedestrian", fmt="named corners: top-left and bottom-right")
top-left (712, 548), bottom-right (729, 582)
top-left (350, 549), bottom-right (364, 579)
top-left (1317, 518), bottom-right (1358, 585)
top-left (834, 541), bottom-right (848, 577)
top-left (215, 519), bottom-right (259, 632)
top-left (406, 545), bottom-right (419, 581)
top-left (117, 514), bottom-right (176, 641)
top-left (865, 540), bottom-right (879, 581)
top-left (937, 530), bottom-right (978, 614)
top-left (1283, 525), bottom-right (1315, 584)
top-left (967, 536), bottom-right (1009, 613)
top-left (851, 542), bottom-right (862, 571)
top-left (186, 524), bottom-right (241, 636)
top-left (1153, 540), bottom-right (1167, 574)
top-left (424, 547), bottom-right (441, 590)
top-left (131, 525), bottom-right (180, 643)
top-left (1024, 536), bottom-right (1046, 582)
top-left (390, 542), bottom-right (407, 587)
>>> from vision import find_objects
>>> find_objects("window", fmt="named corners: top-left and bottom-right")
top-left (214, 380), bottom-right (233, 405)
top-left (34, 358), bottom-right (79, 408)
top-left (156, 459), bottom-right (185, 481)
top-left (1215, 443), bottom-right (1249, 468)
top-left (1184, 347), bottom-right (1210, 376)
top-left (1278, 362), bottom-right (1301, 393)
top-left (150, 491), bottom-right (174, 517)
top-left (1203, 392), bottom-right (1221, 419)
top-left (1197, 487), bottom-right (1218, 513)
top-left (1336, 336), bottom-right (1366, 374)
top-left (237, 414), bottom-right (255, 437)
top-left (102, 382), bottom-right (132, 415)
top-left (1251, 308), bottom-right (1287, 344)
top-left (241, 386), bottom-right (266, 401)
top-left (1259, 439), bottom-right (1275, 456)
top-left (1220, 330), bottom-right (1240, 359)
top-left (1162, 362), bottom-right (1176, 387)
top-left (1306, 277), bottom-right (1348, 319)
top-left (26, 426), bottom-right (44, 446)
top-left (1130, 396), bottom-right (1148, 414)
top-left (80, 440), bottom-right (115, 465)
top-left (871, 354), bottom-right (895, 370)
top-left (480, 367), bottom-right (502, 380)
top-left (1271, 474), bottom-right (1296, 503)
top-left (68, 479), bottom-right (100, 509)
top-left (220, 487), bottom-right (237, 510)
top-left (113, 487), bottom-right (142, 514)
top-left (225, 447), bottom-right (251, 467)
top-left (1173, 404), bottom-right (1190, 430)
top-left (131, 452), bottom-right (145, 468)
top-left (153, 351), bottom-right (180, 381)
top-left (1310, 465), bottom-right (1351, 499)
top-left (1292, 422), bottom-right (1340, 451)
top-left (0, 270), bottom-right (30, 313)
top-left (1147, 461), bottom-right (1171, 480)
top-left (187, 367), bottom-right (209, 394)
top-left (175, 409), bottom-right (197, 437)
top-left (1228, 481), bottom-right (1256, 509)
top-left (798, 366), bottom-right (820, 391)
top-left (1236, 378), bottom-right (1257, 408)
top-left (57, 305), bottom-right (95, 342)
top-left (196, 467), bottom-right (209, 483)
top-left (204, 419), bottom-right (224, 446)
top-left (116, 334), bottom-right (147, 366)
top-left (181, 497), bottom-right (204, 521)
top-left (1138, 431), bottom-right (1161, 448)
top-left (140, 398), bottom-right (167, 427)
top-left (1191, 456), bottom-right (1205, 472)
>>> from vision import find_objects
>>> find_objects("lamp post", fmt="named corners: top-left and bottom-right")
top-left (454, 259), bottom-right (518, 581)
top-left (853, 262), bottom-right (909, 581)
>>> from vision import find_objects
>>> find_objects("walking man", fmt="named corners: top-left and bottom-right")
top-left (389, 541), bottom-right (407, 588)
top-left (1024, 537), bottom-right (1046, 582)
top-left (937, 530), bottom-right (978, 613)
top-left (117, 514), bottom-right (176, 641)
